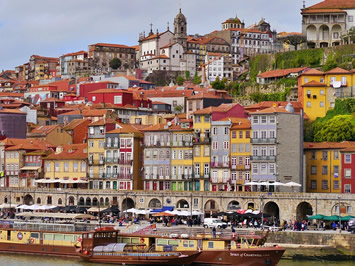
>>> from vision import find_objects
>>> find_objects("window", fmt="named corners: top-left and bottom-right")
top-left (349, 16), bottom-right (354, 22)
top-left (269, 116), bottom-right (275, 124)
top-left (204, 164), bottom-right (209, 176)
top-left (223, 141), bottom-right (229, 150)
top-left (92, 96), bottom-right (96, 102)
top-left (320, 90), bottom-right (324, 95)
top-left (252, 131), bottom-right (258, 139)
top-left (245, 144), bottom-right (251, 153)
top-left (212, 141), bottom-right (218, 150)
top-left (322, 151), bottom-right (328, 160)
top-left (261, 116), bottom-right (267, 124)
top-left (204, 146), bottom-right (210, 156)
top-left (252, 164), bottom-right (258, 174)
top-left (114, 95), bottom-right (122, 104)
top-left (333, 180), bottom-right (339, 190)
top-left (231, 131), bottom-right (237, 139)
top-left (322, 166), bottom-right (328, 175)
top-left (322, 180), bottom-right (328, 190)
top-left (224, 127), bottom-right (229, 135)
top-left (320, 101), bottom-right (324, 107)
top-left (260, 164), bottom-right (267, 174)
top-left (231, 144), bottom-right (237, 153)
top-left (333, 165), bottom-right (339, 177)
top-left (311, 180), bottom-right (317, 190)
top-left (345, 169), bottom-right (351, 179)
top-left (269, 164), bottom-right (275, 174)
top-left (333, 151), bottom-right (339, 160)
top-left (246, 131), bottom-right (250, 138)
top-left (55, 163), bottom-right (60, 172)
top-left (311, 151), bottom-right (317, 160)
top-left (81, 162), bottom-right (86, 172)
top-left (311, 166), bottom-right (317, 175)
top-left (212, 127), bottom-right (217, 135)
top-left (307, 102), bottom-right (311, 107)
top-left (194, 146), bottom-right (200, 157)
top-left (344, 154), bottom-right (351, 163)
top-left (239, 131), bottom-right (243, 138)
top-left (46, 163), bottom-right (51, 172)
top-left (73, 162), bottom-right (78, 172)
top-left (252, 116), bottom-right (258, 124)
top-left (204, 115), bottom-right (210, 122)
top-left (239, 144), bottom-right (243, 152)
top-left (305, 77), bottom-right (309, 83)
top-left (344, 184), bottom-right (351, 193)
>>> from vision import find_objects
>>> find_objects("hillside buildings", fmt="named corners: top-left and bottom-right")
top-left (302, 0), bottom-right (355, 48)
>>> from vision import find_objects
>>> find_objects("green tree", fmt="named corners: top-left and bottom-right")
top-left (322, 53), bottom-right (337, 72)
top-left (314, 115), bottom-right (355, 142)
top-left (192, 73), bottom-right (202, 85)
top-left (211, 76), bottom-right (225, 90)
top-left (174, 105), bottom-right (183, 113)
top-left (109, 58), bottom-right (122, 70)
top-left (176, 76), bottom-right (184, 86)
top-left (185, 71), bottom-right (190, 79)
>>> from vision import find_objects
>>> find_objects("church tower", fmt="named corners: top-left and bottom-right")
top-left (173, 8), bottom-right (187, 51)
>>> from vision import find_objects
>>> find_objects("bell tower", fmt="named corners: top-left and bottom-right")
top-left (173, 8), bottom-right (187, 50)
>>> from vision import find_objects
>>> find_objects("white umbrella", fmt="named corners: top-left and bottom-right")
top-left (259, 182), bottom-right (270, 186)
top-left (123, 208), bottom-right (137, 213)
top-left (252, 210), bottom-right (260, 214)
top-left (192, 210), bottom-right (203, 216)
top-left (16, 204), bottom-right (29, 209)
top-left (245, 209), bottom-right (253, 213)
top-left (244, 181), bottom-right (259, 186)
top-left (284, 182), bottom-right (302, 187)
top-left (269, 182), bottom-right (285, 186)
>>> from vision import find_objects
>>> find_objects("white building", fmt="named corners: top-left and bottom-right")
top-left (205, 53), bottom-right (233, 82)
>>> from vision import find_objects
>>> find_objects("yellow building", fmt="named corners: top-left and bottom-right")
top-left (193, 109), bottom-right (212, 191)
top-left (304, 142), bottom-right (354, 193)
top-left (229, 118), bottom-right (252, 192)
top-left (42, 144), bottom-right (88, 189)
top-left (4, 139), bottom-right (51, 188)
top-left (129, 114), bottom-right (168, 125)
top-left (87, 119), bottom-right (116, 190)
top-left (299, 67), bottom-right (354, 121)
top-left (170, 122), bottom-right (194, 192)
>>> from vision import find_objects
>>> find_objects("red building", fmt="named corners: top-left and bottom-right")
top-left (341, 146), bottom-right (355, 194)
top-left (88, 89), bottom-right (133, 106)
top-left (63, 119), bottom-right (91, 144)
top-left (39, 98), bottom-right (66, 117)
top-left (132, 92), bottom-right (152, 109)
top-left (79, 81), bottom-right (119, 99)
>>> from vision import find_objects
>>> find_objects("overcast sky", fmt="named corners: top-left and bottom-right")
top-left (0, 0), bottom-right (320, 71)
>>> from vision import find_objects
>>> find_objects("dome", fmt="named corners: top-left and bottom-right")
top-left (175, 8), bottom-right (186, 21)
top-left (285, 103), bottom-right (295, 113)
top-left (225, 16), bottom-right (241, 24)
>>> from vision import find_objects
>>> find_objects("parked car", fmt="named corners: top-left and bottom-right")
top-left (348, 218), bottom-right (355, 233)
top-left (203, 218), bottom-right (228, 229)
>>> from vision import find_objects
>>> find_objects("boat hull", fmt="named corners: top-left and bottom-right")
top-left (0, 242), bottom-right (78, 257)
top-left (80, 252), bottom-right (201, 265)
top-left (187, 248), bottom-right (285, 266)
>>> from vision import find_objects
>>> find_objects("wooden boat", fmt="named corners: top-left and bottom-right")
top-left (79, 228), bottom-right (201, 265)
top-left (120, 231), bottom-right (285, 266)
top-left (0, 221), bottom-right (83, 257)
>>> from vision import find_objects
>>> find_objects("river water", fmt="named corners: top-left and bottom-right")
top-left (0, 253), bottom-right (354, 266)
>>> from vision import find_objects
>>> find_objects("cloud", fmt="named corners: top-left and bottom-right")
top-left (0, 0), bottom-right (320, 70)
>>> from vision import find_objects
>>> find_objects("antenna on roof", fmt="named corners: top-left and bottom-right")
top-left (303, 0), bottom-right (306, 8)
top-left (167, 22), bottom-right (170, 31)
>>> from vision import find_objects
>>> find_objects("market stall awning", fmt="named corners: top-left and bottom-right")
top-left (150, 206), bottom-right (174, 213)
top-left (16, 212), bottom-right (94, 219)
top-left (20, 166), bottom-right (41, 171)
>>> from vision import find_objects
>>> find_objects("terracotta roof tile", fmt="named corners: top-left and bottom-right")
top-left (29, 125), bottom-right (59, 135)
top-left (301, 68), bottom-right (325, 76)
top-left (257, 67), bottom-right (307, 79)
top-left (44, 144), bottom-right (87, 160)
top-left (302, 80), bottom-right (327, 87)
top-left (83, 109), bottom-right (107, 117)
top-left (61, 50), bottom-right (87, 57)
top-left (63, 119), bottom-right (90, 130)
top-left (304, 0), bottom-right (355, 10)
top-left (250, 107), bottom-right (291, 114)
top-left (304, 141), bottom-right (355, 150)
top-left (324, 67), bottom-right (350, 74)
top-left (302, 8), bottom-right (346, 14)
top-left (90, 43), bottom-right (132, 49)
top-left (88, 118), bottom-right (116, 126)
top-left (88, 89), bottom-right (130, 94)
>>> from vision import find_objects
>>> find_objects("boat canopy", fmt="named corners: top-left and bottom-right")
top-left (15, 212), bottom-right (94, 220)
top-left (93, 243), bottom-right (127, 253)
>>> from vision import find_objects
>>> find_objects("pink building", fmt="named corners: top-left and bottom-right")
top-left (341, 146), bottom-right (355, 194)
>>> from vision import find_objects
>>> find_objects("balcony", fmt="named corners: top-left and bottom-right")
top-left (88, 159), bottom-right (105, 165)
top-left (211, 162), bottom-right (230, 168)
top-left (105, 157), bottom-right (112, 163)
top-left (250, 155), bottom-right (276, 162)
top-left (193, 137), bottom-right (211, 145)
top-left (19, 172), bottom-right (39, 178)
top-left (251, 138), bottom-right (276, 144)
top-left (118, 159), bottom-right (133, 165)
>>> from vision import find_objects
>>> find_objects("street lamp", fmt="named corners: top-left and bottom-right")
top-left (338, 196), bottom-right (341, 231)
top-left (260, 194), bottom-right (265, 229)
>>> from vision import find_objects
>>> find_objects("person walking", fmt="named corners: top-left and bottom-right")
top-left (212, 227), bottom-right (216, 238)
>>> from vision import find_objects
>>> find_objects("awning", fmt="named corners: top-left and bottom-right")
top-left (0, 203), bottom-right (18, 208)
top-left (35, 179), bottom-right (60, 183)
top-left (87, 207), bottom-right (101, 212)
top-left (20, 166), bottom-right (41, 171)
top-left (150, 206), bottom-right (174, 213)
top-left (35, 179), bottom-right (88, 184)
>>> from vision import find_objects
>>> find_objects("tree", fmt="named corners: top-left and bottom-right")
top-left (176, 76), bottom-right (184, 86)
top-left (174, 105), bottom-right (183, 113)
top-left (322, 53), bottom-right (337, 72)
top-left (109, 58), bottom-right (122, 70)
top-left (278, 34), bottom-right (307, 51)
top-left (211, 76), bottom-right (225, 90)
top-left (185, 71), bottom-right (190, 79)
top-left (313, 115), bottom-right (355, 142)
top-left (192, 73), bottom-right (202, 85)
top-left (342, 26), bottom-right (355, 43)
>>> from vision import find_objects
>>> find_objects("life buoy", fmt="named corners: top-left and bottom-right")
top-left (78, 237), bottom-right (82, 242)
top-left (30, 238), bottom-right (34, 244)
